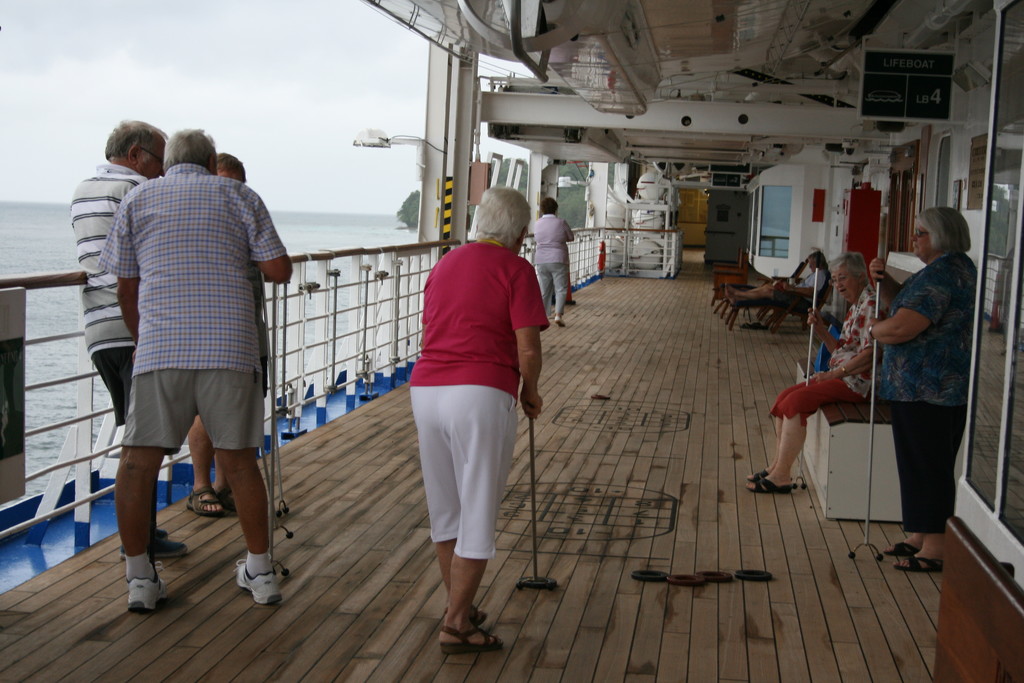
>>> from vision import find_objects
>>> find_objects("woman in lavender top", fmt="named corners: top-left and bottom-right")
top-left (532, 197), bottom-right (575, 327)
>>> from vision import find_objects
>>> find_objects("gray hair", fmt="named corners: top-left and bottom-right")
top-left (473, 187), bottom-right (531, 247)
top-left (918, 207), bottom-right (971, 253)
top-left (828, 251), bottom-right (868, 284)
top-left (164, 129), bottom-right (216, 170)
top-left (104, 120), bottom-right (166, 161)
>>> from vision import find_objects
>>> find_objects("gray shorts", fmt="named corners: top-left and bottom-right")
top-left (124, 369), bottom-right (264, 451)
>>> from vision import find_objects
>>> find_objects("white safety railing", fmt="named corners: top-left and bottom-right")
top-left (0, 230), bottom-right (618, 546)
top-left (0, 240), bottom-right (455, 544)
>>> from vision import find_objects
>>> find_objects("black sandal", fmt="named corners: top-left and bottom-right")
top-left (747, 478), bottom-right (792, 494)
top-left (894, 556), bottom-right (943, 573)
top-left (746, 469), bottom-right (769, 483)
top-left (439, 625), bottom-right (503, 654)
top-left (883, 542), bottom-right (920, 557)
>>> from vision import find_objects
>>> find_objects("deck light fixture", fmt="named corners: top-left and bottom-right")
top-left (353, 129), bottom-right (430, 179)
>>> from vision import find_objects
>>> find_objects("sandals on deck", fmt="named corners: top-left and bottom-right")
top-left (894, 556), bottom-right (943, 573)
top-left (747, 478), bottom-right (792, 494)
top-left (187, 486), bottom-right (226, 517)
top-left (443, 605), bottom-right (487, 627)
top-left (746, 469), bottom-right (769, 483)
top-left (883, 542), bottom-right (921, 557)
top-left (216, 487), bottom-right (236, 513)
top-left (439, 625), bottom-right (503, 654)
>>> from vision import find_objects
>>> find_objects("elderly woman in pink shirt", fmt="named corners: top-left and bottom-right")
top-left (532, 196), bottom-right (575, 326)
top-left (410, 187), bottom-right (548, 654)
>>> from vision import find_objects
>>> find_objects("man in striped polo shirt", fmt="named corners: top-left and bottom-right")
top-left (71, 121), bottom-right (188, 559)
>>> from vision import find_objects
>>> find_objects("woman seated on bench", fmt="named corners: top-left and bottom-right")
top-left (725, 251), bottom-right (829, 307)
top-left (746, 252), bottom-right (877, 493)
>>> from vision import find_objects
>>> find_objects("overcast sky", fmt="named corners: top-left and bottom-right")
top-left (0, 0), bottom-right (526, 215)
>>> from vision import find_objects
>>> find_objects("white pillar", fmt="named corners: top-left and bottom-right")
top-left (418, 44), bottom-right (451, 243)
top-left (587, 163), bottom-right (609, 228)
top-left (417, 44), bottom-right (478, 246)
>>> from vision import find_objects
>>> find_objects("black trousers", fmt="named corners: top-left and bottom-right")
top-left (890, 401), bottom-right (967, 534)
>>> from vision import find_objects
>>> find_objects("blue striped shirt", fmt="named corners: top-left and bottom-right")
top-left (70, 164), bottom-right (147, 354)
top-left (99, 163), bottom-right (287, 375)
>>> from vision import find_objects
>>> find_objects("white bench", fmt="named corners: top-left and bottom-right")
top-left (800, 381), bottom-right (903, 522)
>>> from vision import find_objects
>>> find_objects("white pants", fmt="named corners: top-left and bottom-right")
top-left (411, 385), bottom-right (518, 559)
top-left (535, 262), bottom-right (569, 315)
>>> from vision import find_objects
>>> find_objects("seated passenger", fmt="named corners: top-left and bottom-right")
top-left (726, 251), bottom-right (829, 307)
top-left (746, 252), bottom-right (877, 493)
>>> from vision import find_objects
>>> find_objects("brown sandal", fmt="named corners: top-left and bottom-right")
top-left (187, 486), bottom-right (226, 517)
top-left (439, 625), bottom-right (503, 654)
top-left (443, 605), bottom-right (487, 627)
top-left (215, 487), bottom-right (236, 513)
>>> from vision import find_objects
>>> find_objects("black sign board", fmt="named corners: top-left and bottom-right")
top-left (861, 50), bottom-right (954, 121)
top-left (712, 173), bottom-right (742, 187)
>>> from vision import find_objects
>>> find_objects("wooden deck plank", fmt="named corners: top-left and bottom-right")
top-left (0, 251), bottom-right (944, 681)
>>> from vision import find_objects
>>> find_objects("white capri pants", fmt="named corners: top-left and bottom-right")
top-left (411, 384), bottom-right (518, 559)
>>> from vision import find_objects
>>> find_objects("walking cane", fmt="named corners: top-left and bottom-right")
top-left (793, 271), bottom-right (821, 491)
top-left (849, 239), bottom-right (887, 561)
top-left (516, 418), bottom-right (558, 590)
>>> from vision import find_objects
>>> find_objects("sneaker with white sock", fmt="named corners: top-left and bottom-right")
top-left (235, 560), bottom-right (282, 605)
top-left (127, 575), bottom-right (167, 613)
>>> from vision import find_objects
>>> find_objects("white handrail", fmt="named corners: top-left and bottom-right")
top-left (0, 232), bottom-right (613, 546)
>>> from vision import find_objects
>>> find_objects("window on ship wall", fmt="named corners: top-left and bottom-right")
top-left (967, 0), bottom-right (1024, 540)
top-left (887, 140), bottom-right (920, 253)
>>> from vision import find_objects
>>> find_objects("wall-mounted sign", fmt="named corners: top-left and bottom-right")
top-left (712, 173), bottom-right (741, 187)
top-left (860, 49), bottom-right (954, 121)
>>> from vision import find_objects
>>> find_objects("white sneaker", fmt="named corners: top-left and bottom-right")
top-left (127, 575), bottom-right (167, 613)
top-left (235, 560), bottom-right (282, 605)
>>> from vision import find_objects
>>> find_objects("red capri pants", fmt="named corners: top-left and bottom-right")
top-left (769, 378), bottom-right (867, 426)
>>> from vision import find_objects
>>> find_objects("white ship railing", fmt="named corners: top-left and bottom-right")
top-left (0, 231), bottom-right (612, 546)
top-left (0, 240), bottom-right (455, 543)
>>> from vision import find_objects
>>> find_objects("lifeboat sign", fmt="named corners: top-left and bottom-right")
top-left (860, 49), bottom-right (954, 121)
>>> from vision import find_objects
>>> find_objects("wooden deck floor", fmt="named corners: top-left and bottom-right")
top-left (0, 251), bottom-right (940, 682)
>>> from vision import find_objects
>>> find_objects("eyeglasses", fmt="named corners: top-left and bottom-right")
top-left (913, 229), bottom-right (929, 238)
top-left (140, 147), bottom-right (163, 163)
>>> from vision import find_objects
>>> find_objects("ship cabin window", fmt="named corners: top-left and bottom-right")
top-left (936, 134), bottom-right (951, 208)
top-left (757, 185), bottom-right (792, 259)
top-left (967, 0), bottom-right (1024, 540)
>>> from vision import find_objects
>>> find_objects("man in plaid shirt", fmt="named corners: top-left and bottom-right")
top-left (100, 129), bottom-right (292, 612)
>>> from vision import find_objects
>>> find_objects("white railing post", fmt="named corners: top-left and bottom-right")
top-left (311, 259), bottom-right (330, 426)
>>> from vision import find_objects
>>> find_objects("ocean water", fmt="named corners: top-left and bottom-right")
top-left (0, 200), bottom-right (417, 500)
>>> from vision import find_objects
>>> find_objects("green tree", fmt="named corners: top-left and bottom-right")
top-left (498, 158), bottom-right (530, 193)
top-left (397, 190), bottom-right (420, 227)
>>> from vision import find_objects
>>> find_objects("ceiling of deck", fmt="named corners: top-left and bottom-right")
top-left (363, 0), bottom-right (992, 169)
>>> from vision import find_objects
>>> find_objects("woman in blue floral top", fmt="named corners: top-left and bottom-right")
top-left (869, 207), bottom-right (976, 573)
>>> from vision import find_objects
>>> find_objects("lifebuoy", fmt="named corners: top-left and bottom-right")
top-left (598, 241), bottom-right (606, 273)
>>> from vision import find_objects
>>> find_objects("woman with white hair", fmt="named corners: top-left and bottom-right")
top-left (746, 251), bottom-right (876, 493)
top-left (870, 207), bottom-right (976, 572)
top-left (410, 187), bottom-right (548, 653)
